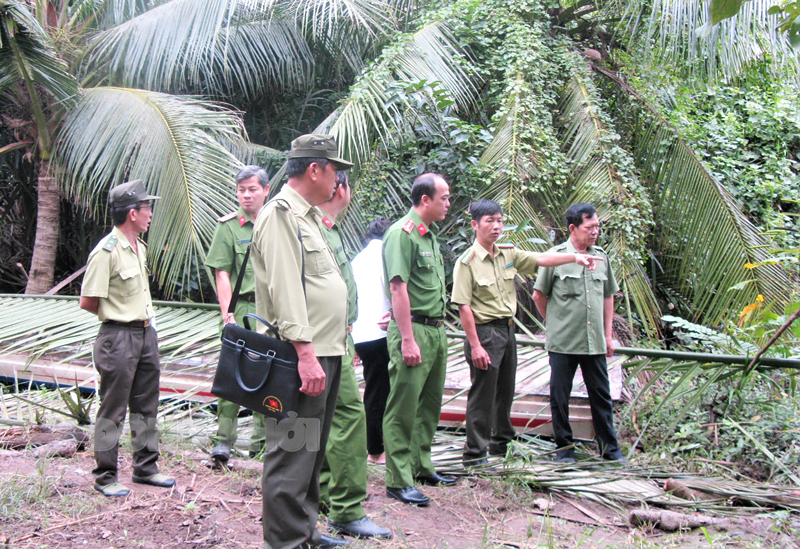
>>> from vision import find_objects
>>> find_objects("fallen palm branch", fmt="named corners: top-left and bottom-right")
top-left (429, 432), bottom-right (800, 514)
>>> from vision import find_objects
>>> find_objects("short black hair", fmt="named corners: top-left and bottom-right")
top-left (410, 173), bottom-right (443, 206)
top-left (565, 203), bottom-right (597, 228)
top-left (335, 170), bottom-right (349, 189)
top-left (469, 199), bottom-right (502, 221)
top-left (236, 165), bottom-right (269, 188)
top-left (365, 218), bottom-right (391, 241)
top-left (286, 157), bottom-right (329, 179)
top-left (111, 202), bottom-right (145, 226)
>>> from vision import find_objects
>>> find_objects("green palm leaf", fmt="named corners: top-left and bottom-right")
top-left (598, 68), bottom-right (791, 324)
top-left (0, 0), bottom-right (78, 103)
top-left (317, 18), bottom-right (479, 166)
top-left (615, 0), bottom-right (799, 82)
top-left (53, 87), bottom-right (245, 297)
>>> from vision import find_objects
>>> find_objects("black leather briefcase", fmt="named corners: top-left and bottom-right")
top-left (211, 313), bottom-right (300, 420)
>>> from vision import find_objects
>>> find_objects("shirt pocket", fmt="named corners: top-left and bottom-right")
top-left (117, 266), bottom-right (142, 297)
top-left (475, 276), bottom-right (497, 301)
top-left (415, 255), bottom-right (438, 289)
top-left (302, 236), bottom-right (334, 275)
top-left (556, 271), bottom-right (582, 298)
top-left (590, 270), bottom-right (607, 293)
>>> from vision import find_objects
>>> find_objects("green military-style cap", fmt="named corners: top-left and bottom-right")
top-left (287, 134), bottom-right (354, 170)
top-left (109, 180), bottom-right (161, 208)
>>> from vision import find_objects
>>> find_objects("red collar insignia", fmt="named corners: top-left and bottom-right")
top-left (402, 219), bottom-right (415, 233)
top-left (417, 223), bottom-right (428, 236)
top-left (322, 215), bottom-right (333, 229)
top-left (238, 215), bottom-right (246, 227)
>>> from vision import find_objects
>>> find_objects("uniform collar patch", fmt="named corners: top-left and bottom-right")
top-left (238, 214), bottom-right (247, 227)
top-left (417, 223), bottom-right (428, 236)
top-left (322, 215), bottom-right (333, 229)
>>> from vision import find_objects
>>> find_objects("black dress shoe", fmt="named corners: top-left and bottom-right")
top-left (415, 472), bottom-right (457, 486)
top-left (386, 486), bottom-right (430, 506)
top-left (317, 534), bottom-right (350, 547)
top-left (329, 516), bottom-right (392, 539)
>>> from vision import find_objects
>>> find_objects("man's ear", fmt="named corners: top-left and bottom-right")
top-left (265, 185), bottom-right (271, 196)
top-left (470, 219), bottom-right (478, 231)
top-left (567, 223), bottom-right (576, 234)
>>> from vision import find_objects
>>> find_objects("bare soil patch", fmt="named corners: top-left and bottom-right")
top-left (0, 445), bottom-right (797, 549)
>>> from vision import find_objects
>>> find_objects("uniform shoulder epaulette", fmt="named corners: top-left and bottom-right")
top-left (459, 250), bottom-right (476, 265)
top-left (217, 211), bottom-right (238, 223)
top-left (274, 199), bottom-right (292, 211)
top-left (401, 219), bottom-right (415, 234)
top-left (497, 242), bottom-right (515, 249)
top-left (592, 245), bottom-right (607, 254)
top-left (137, 237), bottom-right (148, 247)
top-left (101, 234), bottom-right (118, 252)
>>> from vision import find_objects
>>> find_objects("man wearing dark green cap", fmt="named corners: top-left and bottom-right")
top-left (206, 165), bottom-right (270, 466)
top-left (382, 173), bottom-right (456, 508)
top-left (251, 134), bottom-right (354, 548)
top-left (80, 180), bottom-right (175, 497)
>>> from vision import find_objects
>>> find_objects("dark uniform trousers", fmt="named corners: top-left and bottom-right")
top-left (262, 356), bottom-right (341, 549)
top-left (383, 321), bottom-right (447, 489)
top-left (548, 352), bottom-right (620, 458)
top-left (463, 322), bottom-right (517, 458)
top-left (92, 323), bottom-right (161, 485)
top-left (354, 338), bottom-right (390, 456)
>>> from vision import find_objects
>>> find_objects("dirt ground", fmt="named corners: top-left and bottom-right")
top-left (1, 442), bottom-right (798, 549)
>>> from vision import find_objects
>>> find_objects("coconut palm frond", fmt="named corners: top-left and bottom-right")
top-left (53, 87), bottom-right (245, 296)
top-left (80, 0), bottom-right (238, 90)
top-left (289, 0), bottom-right (395, 40)
top-left (596, 67), bottom-right (792, 324)
top-left (0, 296), bottom-right (221, 363)
top-left (477, 80), bottom-right (560, 245)
top-left (616, 0), bottom-right (799, 82)
top-left (209, 17), bottom-right (314, 99)
top-left (393, 19), bottom-right (478, 111)
top-left (223, 139), bottom-right (286, 176)
top-left (556, 60), bottom-right (660, 336)
top-left (0, 0), bottom-right (78, 102)
top-left (317, 18), bottom-right (480, 168)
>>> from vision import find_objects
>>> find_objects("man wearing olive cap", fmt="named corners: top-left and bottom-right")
top-left (80, 179), bottom-right (176, 497)
top-left (251, 134), bottom-right (354, 548)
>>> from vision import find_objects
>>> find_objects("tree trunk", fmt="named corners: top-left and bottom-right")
top-left (25, 159), bottom-right (60, 294)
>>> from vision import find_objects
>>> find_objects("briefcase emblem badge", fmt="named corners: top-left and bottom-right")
top-left (263, 396), bottom-right (283, 413)
top-left (246, 351), bottom-right (260, 361)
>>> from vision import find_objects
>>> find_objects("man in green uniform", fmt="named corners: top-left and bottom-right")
top-left (382, 173), bottom-right (456, 507)
top-left (533, 203), bottom-right (625, 464)
top-left (318, 171), bottom-right (391, 539)
top-left (206, 165), bottom-right (270, 466)
top-left (251, 134), bottom-right (352, 548)
top-left (452, 199), bottom-right (601, 467)
top-left (80, 180), bottom-right (175, 497)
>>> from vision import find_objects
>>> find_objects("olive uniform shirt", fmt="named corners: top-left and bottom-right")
top-left (251, 185), bottom-right (348, 357)
top-left (382, 209), bottom-right (446, 317)
top-left (451, 241), bottom-right (540, 323)
top-left (533, 239), bottom-right (618, 355)
top-left (206, 207), bottom-right (256, 296)
top-left (321, 216), bottom-right (358, 326)
top-left (81, 226), bottom-right (155, 322)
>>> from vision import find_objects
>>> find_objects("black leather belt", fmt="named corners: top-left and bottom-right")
top-left (390, 313), bottom-right (445, 327)
top-left (481, 317), bottom-right (514, 327)
top-left (104, 319), bottom-right (150, 328)
top-left (411, 314), bottom-right (444, 328)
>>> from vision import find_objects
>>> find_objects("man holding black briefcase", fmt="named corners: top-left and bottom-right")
top-left (251, 134), bottom-right (353, 549)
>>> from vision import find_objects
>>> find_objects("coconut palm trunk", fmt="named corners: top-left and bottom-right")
top-left (25, 159), bottom-right (59, 294)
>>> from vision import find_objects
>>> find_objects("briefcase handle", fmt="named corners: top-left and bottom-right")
top-left (243, 313), bottom-right (282, 340)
